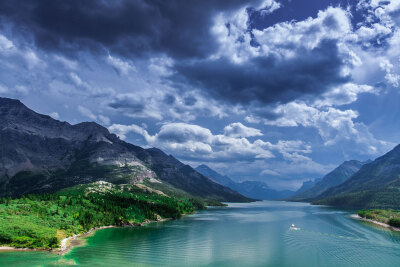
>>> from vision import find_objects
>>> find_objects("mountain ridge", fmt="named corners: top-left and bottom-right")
top-left (289, 160), bottom-right (366, 201)
top-left (195, 164), bottom-right (294, 200)
top-left (0, 97), bottom-right (250, 202)
top-left (294, 178), bottom-right (321, 195)
top-left (314, 145), bottom-right (400, 208)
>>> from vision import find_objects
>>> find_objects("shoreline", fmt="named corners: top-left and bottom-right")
top-left (0, 217), bottom-right (175, 254)
top-left (351, 214), bottom-right (400, 232)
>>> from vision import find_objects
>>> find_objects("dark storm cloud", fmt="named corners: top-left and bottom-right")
top-left (0, 0), bottom-right (263, 58)
top-left (108, 98), bottom-right (145, 113)
top-left (0, 0), bottom-right (351, 108)
top-left (173, 40), bottom-right (349, 105)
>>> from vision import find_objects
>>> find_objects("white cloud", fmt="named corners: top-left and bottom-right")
top-left (0, 35), bottom-right (14, 53)
top-left (0, 34), bottom-right (45, 70)
top-left (223, 122), bottom-right (263, 138)
top-left (350, 0), bottom-right (400, 90)
top-left (54, 55), bottom-right (78, 69)
top-left (258, 0), bottom-right (281, 15)
top-left (261, 158), bottom-right (334, 177)
top-left (252, 7), bottom-right (352, 58)
top-left (78, 106), bottom-right (97, 121)
top-left (70, 72), bottom-right (86, 87)
top-left (108, 89), bottom-right (229, 122)
top-left (210, 0), bottom-right (282, 63)
top-left (49, 112), bottom-right (60, 120)
top-left (76, 106), bottom-right (111, 126)
top-left (108, 123), bottom-right (154, 141)
top-left (98, 115), bottom-right (111, 125)
top-left (257, 99), bottom-right (392, 155)
top-left (379, 57), bottom-right (400, 87)
top-left (107, 54), bottom-right (136, 75)
top-left (108, 122), bottom-right (314, 164)
top-left (68, 72), bottom-right (115, 97)
top-left (314, 83), bottom-right (378, 107)
top-left (0, 1), bottom-right (398, 189)
top-left (367, 0), bottom-right (400, 14)
top-left (267, 140), bottom-right (312, 154)
top-left (148, 56), bottom-right (174, 76)
top-left (22, 50), bottom-right (43, 69)
top-left (211, 1), bottom-right (399, 100)
top-left (356, 23), bottom-right (392, 46)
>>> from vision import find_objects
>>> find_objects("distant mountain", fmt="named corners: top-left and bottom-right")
top-left (234, 180), bottom-right (294, 200)
top-left (294, 178), bottom-right (321, 194)
top-left (290, 160), bottom-right (366, 201)
top-left (195, 164), bottom-right (237, 188)
top-left (195, 164), bottom-right (294, 200)
top-left (0, 97), bottom-right (250, 202)
top-left (314, 145), bottom-right (400, 208)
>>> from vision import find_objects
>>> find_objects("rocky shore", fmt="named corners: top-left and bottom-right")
top-left (352, 214), bottom-right (400, 232)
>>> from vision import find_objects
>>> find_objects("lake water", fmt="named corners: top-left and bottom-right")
top-left (2, 201), bottom-right (400, 266)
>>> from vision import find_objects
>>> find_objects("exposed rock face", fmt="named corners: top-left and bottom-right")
top-left (138, 149), bottom-right (251, 202)
top-left (0, 98), bottom-right (156, 195)
top-left (0, 97), bottom-right (250, 202)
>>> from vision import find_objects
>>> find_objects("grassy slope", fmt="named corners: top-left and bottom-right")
top-left (0, 182), bottom-right (201, 250)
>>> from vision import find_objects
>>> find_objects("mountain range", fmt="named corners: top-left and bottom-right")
top-left (0, 97), bottom-right (250, 202)
top-left (314, 145), bottom-right (400, 208)
top-left (2, 97), bottom-right (400, 208)
top-left (195, 164), bottom-right (294, 200)
top-left (294, 178), bottom-right (321, 195)
top-left (289, 160), bottom-right (367, 201)
top-left (284, 144), bottom-right (400, 208)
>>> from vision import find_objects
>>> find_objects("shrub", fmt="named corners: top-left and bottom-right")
top-left (388, 217), bottom-right (400, 228)
top-left (358, 210), bottom-right (367, 218)
top-left (366, 213), bottom-right (375, 220)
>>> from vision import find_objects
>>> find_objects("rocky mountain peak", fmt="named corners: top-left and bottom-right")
top-left (0, 98), bottom-right (250, 202)
top-left (0, 97), bottom-right (50, 123)
top-left (0, 97), bottom-right (24, 109)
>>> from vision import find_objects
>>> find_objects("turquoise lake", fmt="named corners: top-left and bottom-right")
top-left (1, 201), bottom-right (400, 266)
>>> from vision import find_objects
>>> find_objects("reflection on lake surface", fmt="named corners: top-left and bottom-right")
top-left (1, 201), bottom-right (400, 266)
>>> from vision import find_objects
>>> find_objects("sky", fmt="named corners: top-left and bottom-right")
top-left (0, 0), bottom-right (399, 190)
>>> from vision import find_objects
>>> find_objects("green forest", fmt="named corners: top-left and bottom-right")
top-left (358, 209), bottom-right (400, 228)
top-left (313, 182), bottom-right (400, 209)
top-left (0, 182), bottom-right (203, 250)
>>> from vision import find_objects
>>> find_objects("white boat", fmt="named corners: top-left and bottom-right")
top-left (290, 224), bottom-right (300, 230)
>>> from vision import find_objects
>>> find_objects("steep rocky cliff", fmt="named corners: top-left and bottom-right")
top-left (0, 97), bottom-right (250, 202)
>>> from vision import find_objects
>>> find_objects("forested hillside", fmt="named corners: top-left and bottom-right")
top-left (0, 182), bottom-right (201, 249)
